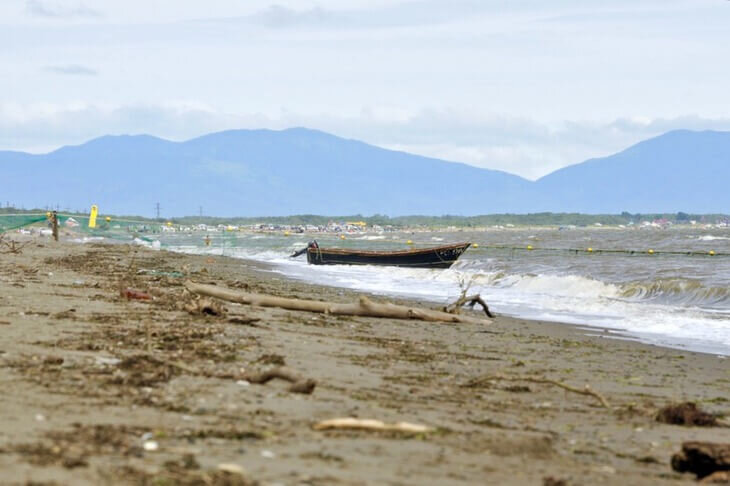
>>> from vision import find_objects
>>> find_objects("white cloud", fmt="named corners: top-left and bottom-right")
top-left (25, 0), bottom-right (101, 19)
top-left (43, 64), bottom-right (97, 75)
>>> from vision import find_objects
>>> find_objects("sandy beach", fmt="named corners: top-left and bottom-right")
top-left (0, 239), bottom-right (728, 485)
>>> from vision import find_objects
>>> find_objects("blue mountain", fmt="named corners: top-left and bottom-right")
top-left (1, 128), bottom-right (728, 216)
top-left (0, 128), bottom-right (532, 216)
top-left (536, 130), bottom-right (730, 213)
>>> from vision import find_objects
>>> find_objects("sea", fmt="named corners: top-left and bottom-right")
top-left (155, 227), bottom-right (730, 356)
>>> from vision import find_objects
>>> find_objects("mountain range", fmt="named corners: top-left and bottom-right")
top-left (2, 128), bottom-right (728, 216)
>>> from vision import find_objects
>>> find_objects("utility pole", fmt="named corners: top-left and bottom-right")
top-left (155, 202), bottom-right (161, 220)
top-left (199, 206), bottom-right (203, 218)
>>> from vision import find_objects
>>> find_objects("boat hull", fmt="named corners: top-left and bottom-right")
top-left (306, 242), bottom-right (471, 269)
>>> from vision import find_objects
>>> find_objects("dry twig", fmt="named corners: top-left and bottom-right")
top-left (313, 418), bottom-right (434, 434)
top-left (470, 374), bottom-right (610, 409)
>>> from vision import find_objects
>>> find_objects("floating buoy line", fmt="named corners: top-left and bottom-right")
top-left (469, 245), bottom-right (727, 257)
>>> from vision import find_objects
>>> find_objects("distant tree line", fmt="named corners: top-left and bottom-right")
top-left (2, 206), bottom-right (726, 227)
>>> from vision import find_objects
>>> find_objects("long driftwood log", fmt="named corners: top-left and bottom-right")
top-left (184, 281), bottom-right (491, 325)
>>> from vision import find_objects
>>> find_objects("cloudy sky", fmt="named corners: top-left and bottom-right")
top-left (2, 0), bottom-right (729, 179)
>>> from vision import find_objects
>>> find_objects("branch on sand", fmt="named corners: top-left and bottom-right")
top-left (468, 374), bottom-right (611, 409)
top-left (442, 274), bottom-right (494, 318)
top-left (0, 235), bottom-right (31, 254)
top-left (443, 293), bottom-right (494, 318)
top-left (313, 418), bottom-right (434, 434)
top-left (184, 280), bottom-right (492, 326)
top-left (156, 359), bottom-right (316, 394)
top-left (244, 366), bottom-right (316, 394)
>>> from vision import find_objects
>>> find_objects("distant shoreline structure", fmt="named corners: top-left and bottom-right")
top-left (2, 208), bottom-right (728, 230)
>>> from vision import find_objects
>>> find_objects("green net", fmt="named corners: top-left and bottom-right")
top-left (0, 213), bottom-right (50, 233)
top-left (56, 214), bottom-right (166, 243)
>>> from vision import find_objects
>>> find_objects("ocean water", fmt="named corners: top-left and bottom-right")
top-left (160, 227), bottom-right (730, 356)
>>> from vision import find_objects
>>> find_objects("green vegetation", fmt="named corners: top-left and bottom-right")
top-left (2, 206), bottom-right (727, 230)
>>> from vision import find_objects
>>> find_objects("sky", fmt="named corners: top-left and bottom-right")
top-left (2, 0), bottom-right (730, 179)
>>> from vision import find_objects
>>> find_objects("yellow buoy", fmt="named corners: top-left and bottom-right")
top-left (472, 243), bottom-right (479, 248)
top-left (46, 211), bottom-right (52, 218)
top-left (406, 239), bottom-right (413, 245)
top-left (340, 234), bottom-right (346, 240)
top-left (527, 245), bottom-right (533, 250)
top-left (587, 247), bottom-right (593, 252)
top-left (88, 205), bottom-right (98, 228)
top-left (284, 231), bottom-right (290, 236)
top-left (648, 249), bottom-right (654, 254)
top-left (709, 250), bottom-right (715, 256)
top-left (105, 216), bottom-right (111, 222)
top-left (166, 221), bottom-right (172, 227)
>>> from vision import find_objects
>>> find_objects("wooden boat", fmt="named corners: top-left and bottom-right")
top-left (292, 241), bottom-right (471, 268)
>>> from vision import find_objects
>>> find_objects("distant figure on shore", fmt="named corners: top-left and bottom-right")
top-left (204, 235), bottom-right (211, 246)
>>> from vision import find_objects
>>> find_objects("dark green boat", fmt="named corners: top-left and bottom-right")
top-left (292, 241), bottom-right (471, 269)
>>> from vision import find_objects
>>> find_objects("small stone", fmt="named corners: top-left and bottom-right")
top-left (218, 463), bottom-right (246, 475)
top-left (143, 440), bottom-right (159, 451)
top-left (261, 449), bottom-right (275, 459)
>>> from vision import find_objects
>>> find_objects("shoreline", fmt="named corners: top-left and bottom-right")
top-left (1, 239), bottom-right (728, 484)
top-left (169, 243), bottom-right (730, 358)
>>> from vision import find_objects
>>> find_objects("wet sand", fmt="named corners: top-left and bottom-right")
top-left (0, 239), bottom-right (728, 485)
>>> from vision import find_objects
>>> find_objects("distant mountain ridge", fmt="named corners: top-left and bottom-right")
top-left (1, 128), bottom-right (728, 216)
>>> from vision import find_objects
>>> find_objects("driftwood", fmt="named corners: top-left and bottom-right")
top-left (469, 374), bottom-right (610, 409)
top-left (0, 236), bottom-right (31, 254)
top-left (443, 293), bottom-right (494, 318)
top-left (671, 441), bottom-right (730, 480)
top-left (244, 366), bottom-right (316, 394)
top-left (184, 297), bottom-right (226, 317)
top-left (656, 402), bottom-right (719, 427)
top-left (184, 281), bottom-right (492, 325)
top-left (313, 418), bottom-right (434, 434)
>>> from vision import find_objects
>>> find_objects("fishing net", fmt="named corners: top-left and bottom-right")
top-left (56, 214), bottom-right (166, 243)
top-left (0, 213), bottom-right (49, 233)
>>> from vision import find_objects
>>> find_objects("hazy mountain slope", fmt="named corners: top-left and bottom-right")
top-left (1, 128), bottom-right (533, 216)
top-left (536, 130), bottom-right (730, 213)
top-left (2, 128), bottom-right (728, 216)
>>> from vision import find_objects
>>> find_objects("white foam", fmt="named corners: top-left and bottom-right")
top-left (697, 235), bottom-right (730, 241)
top-left (166, 240), bottom-right (730, 355)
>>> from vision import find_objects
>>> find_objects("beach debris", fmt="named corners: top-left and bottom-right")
top-left (443, 293), bottom-right (494, 318)
top-left (313, 418), bottom-right (434, 434)
top-left (184, 280), bottom-right (492, 325)
top-left (543, 477), bottom-right (569, 486)
top-left (143, 440), bottom-right (159, 451)
top-left (184, 297), bottom-right (225, 317)
top-left (218, 463), bottom-right (246, 475)
top-left (656, 402), bottom-right (719, 427)
top-left (227, 316), bottom-right (261, 326)
top-left (0, 235), bottom-right (31, 254)
top-left (444, 274), bottom-right (495, 318)
top-left (137, 268), bottom-right (184, 278)
top-left (244, 366), bottom-right (316, 394)
top-left (465, 374), bottom-right (610, 409)
top-left (120, 288), bottom-right (152, 301)
top-left (671, 441), bottom-right (730, 480)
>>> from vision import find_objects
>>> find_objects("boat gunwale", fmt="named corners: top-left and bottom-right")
top-left (307, 242), bottom-right (471, 257)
